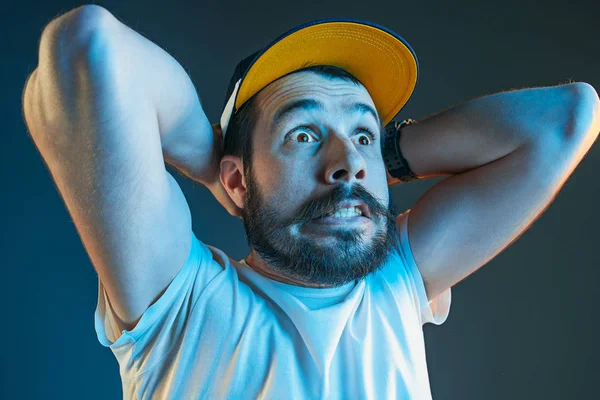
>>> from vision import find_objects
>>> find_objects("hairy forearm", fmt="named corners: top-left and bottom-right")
top-left (389, 82), bottom-right (597, 183)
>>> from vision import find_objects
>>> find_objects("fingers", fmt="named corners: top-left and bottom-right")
top-left (212, 123), bottom-right (223, 137)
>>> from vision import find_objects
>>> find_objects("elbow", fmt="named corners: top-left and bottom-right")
top-left (26, 5), bottom-right (117, 131)
top-left (564, 82), bottom-right (600, 140)
top-left (39, 4), bottom-right (116, 62)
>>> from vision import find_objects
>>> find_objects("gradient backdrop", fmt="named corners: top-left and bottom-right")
top-left (3, 0), bottom-right (599, 398)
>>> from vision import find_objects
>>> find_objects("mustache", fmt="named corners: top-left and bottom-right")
top-left (283, 184), bottom-right (394, 225)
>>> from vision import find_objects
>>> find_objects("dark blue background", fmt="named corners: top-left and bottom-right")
top-left (3, 0), bottom-right (599, 398)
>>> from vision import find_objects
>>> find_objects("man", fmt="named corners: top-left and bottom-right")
top-left (22, 4), bottom-right (599, 399)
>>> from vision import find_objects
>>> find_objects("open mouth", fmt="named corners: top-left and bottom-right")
top-left (309, 205), bottom-right (371, 227)
top-left (313, 201), bottom-right (371, 220)
top-left (319, 206), bottom-right (364, 219)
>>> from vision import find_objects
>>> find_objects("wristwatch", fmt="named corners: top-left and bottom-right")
top-left (383, 119), bottom-right (419, 182)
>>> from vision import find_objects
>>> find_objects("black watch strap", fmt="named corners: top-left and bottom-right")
top-left (383, 119), bottom-right (418, 182)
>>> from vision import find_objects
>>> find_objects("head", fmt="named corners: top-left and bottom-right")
top-left (220, 65), bottom-right (400, 288)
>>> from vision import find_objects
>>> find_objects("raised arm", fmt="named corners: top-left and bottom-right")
top-left (391, 83), bottom-right (599, 301)
top-left (22, 5), bottom-right (225, 330)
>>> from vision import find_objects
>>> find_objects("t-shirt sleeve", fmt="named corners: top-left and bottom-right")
top-left (94, 231), bottom-right (224, 372)
top-left (396, 210), bottom-right (452, 326)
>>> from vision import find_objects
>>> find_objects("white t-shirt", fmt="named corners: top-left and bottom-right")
top-left (95, 211), bottom-right (451, 399)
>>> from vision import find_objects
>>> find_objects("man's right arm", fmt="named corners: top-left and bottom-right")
top-left (22, 5), bottom-right (216, 331)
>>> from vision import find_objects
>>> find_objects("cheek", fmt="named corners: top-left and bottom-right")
top-left (365, 156), bottom-right (388, 183)
top-left (254, 157), bottom-right (315, 207)
top-left (273, 169), bottom-right (313, 205)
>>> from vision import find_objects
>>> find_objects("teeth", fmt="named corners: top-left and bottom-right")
top-left (327, 206), bottom-right (363, 218)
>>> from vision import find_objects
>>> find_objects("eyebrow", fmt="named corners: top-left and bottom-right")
top-left (272, 98), bottom-right (381, 129)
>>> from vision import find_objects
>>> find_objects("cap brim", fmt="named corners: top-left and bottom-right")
top-left (235, 19), bottom-right (418, 126)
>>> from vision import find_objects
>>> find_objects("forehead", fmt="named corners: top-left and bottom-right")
top-left (252, 71), bottom-right (379, 128)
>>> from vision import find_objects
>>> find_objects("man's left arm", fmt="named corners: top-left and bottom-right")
top-left (390, 82), bottom-right (600, 301)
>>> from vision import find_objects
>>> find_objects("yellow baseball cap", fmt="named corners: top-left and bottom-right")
top-left (220, 18), bottom-right (419, 137)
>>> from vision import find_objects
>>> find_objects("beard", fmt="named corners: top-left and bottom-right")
top-left (241, 166), bottom-right (401, 288)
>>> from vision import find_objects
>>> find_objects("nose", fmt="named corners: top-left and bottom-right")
top-left (323, 135), bottom-right (367, 184)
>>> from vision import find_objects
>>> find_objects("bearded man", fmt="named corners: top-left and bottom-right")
top-left (22, 5), bottom-right (600, 399)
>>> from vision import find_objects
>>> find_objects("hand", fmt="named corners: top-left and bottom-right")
top-left (164, 122), bottom-right (242, 217)
top-left (387, 168), bottom-right (401, 186)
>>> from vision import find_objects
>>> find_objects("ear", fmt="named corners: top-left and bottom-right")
top-left (220, 155), bottom-right (247, 213)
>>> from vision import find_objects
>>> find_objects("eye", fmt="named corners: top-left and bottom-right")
top-left (353, 129), bottom-right (376, 145)
top-left (356, 134), bottom-right (371, 145)
top-left (288, 126), bottom-right (318, 143)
